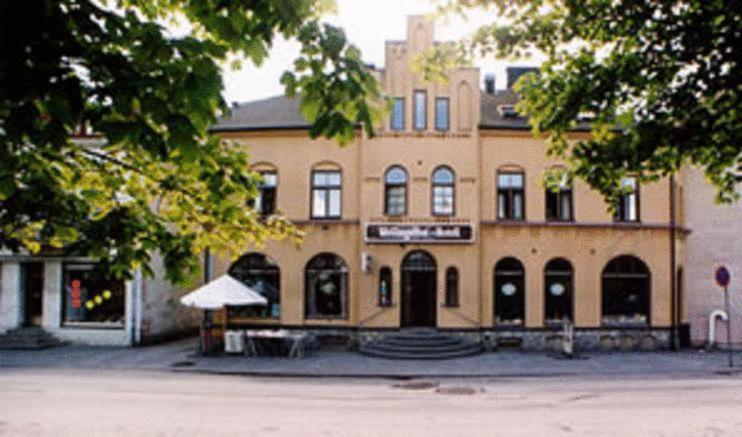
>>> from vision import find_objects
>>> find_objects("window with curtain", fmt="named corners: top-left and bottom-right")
top-left (444, 266), bottom-right (459, 307)
top-left (544, 258), bottom-right (573, 324)
top-left (494, 257), bottom-right (525, 326)
top-left (254, 171), bottom-right (277, 216)
top-left (390, 97), bottom-right (404, 130)
top-left (615, 176), bottom-right (640, 222)
top-left (545, 177), bottom-right (573, 221)
top-left (413, 90), bottom-right (426, 130)
top-left (497, 172), bottom-right (525, 220)
top-left (432, 166), bottom-right (455, 216)
top-left (311, 170), bottom-right (341, 219)
top-left (435, 97), bottom-right (449, 131)
top-left (378, 266), bottom-right (392, 307)
top-left (384, 166), bottom-right (408, 216)
top-left (305, 253), bottom-right (349, 318)
top-left (228, 253), bottom-right (281, 318)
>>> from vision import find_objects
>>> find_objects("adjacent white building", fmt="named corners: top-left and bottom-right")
top-left (684, 167), bottom-right (742, 347)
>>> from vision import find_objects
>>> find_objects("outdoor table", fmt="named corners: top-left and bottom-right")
top-left (244, 329), bottom-right (311, 358)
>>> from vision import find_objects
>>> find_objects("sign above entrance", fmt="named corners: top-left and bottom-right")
top-left (365, 223), bottom-right (475, 244)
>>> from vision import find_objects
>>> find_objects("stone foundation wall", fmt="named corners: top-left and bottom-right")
top-left (239, 327), bottom-right (672, 352)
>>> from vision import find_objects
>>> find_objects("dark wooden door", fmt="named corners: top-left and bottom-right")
top-left (22, 262), bottom-right (44, 326)
top-left (401, 251), bottom-right (436, 328)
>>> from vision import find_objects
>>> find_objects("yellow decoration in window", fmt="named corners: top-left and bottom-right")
top-left (94, 295), bottom-right (103, 304)
top-left (85, 300), bottom-right (94, 310)
top-left (102, 290), bottom-right (112, 299)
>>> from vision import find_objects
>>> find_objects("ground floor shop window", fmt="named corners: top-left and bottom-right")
top-left (62, 264), bottom-right (125, 326)
top-left (305, 253), bottom-right (348, 319)
top-left (544, 258), bottom-right (573, 324)
top-left (228, 253), bottom-right (281, 318)
top-left (602, 255), bottom-right (650, 326)
top-left (494, 257), bottom-right (525, 326)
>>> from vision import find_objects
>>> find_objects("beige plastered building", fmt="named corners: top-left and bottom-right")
top-left (209, 16), bottom-right (691, 350)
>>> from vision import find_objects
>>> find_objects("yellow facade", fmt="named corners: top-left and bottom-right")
top-left (212, 17), bottom-right (684, 347)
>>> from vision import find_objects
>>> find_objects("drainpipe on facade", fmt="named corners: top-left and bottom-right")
top-left (130, 268), bottom-right (144, 346)
top-left (669, 174), bottom-right (678, 350)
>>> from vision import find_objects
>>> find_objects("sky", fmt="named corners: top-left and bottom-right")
top-left (221, 0), bottom-right (541, 104)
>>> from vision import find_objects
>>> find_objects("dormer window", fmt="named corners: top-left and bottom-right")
top-left (577, 111), bottom-right (596, 122)
top-left (498, 104), bottom-right (518, 118)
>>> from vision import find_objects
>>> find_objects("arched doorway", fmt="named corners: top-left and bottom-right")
top-left (401, 251), bottom-right (437, 327)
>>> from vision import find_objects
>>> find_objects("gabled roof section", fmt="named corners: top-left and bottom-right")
top-left (211, 95), bottom-right (310, 132)
top-left (479, 91), bottom-right (529, 130)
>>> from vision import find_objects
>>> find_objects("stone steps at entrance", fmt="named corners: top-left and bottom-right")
top-left (359, 329), bottom-right (483, 360)
top-left (0, 327), bottom-right (64, 350)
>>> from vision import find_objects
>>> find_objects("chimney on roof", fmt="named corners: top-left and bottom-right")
top-left (506, 66), bottom-right (539, 89)
top-left (484, 74), bottom-right (496, 95)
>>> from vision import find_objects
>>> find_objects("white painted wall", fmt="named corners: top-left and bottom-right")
top-left (0, 262), bottom-right (22, 332)
top-left (684, 168), bottom-right (742, 347)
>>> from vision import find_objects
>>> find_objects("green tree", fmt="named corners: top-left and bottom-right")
top-left (0, 0), bottom-right (382, 283)
top-left (422, 0), bottom-right (741, 204)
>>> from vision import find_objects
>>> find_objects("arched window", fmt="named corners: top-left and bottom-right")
top-left (494, 257), bottom-right (525, 326)
top-left (602, 255), bottom-right (650, 326)
top-left (305, 253), bottom-right (348, 319)
top-left (384, 166), bottom-right (408, 216)
top-left (544, 258), bottom-right (573, 324)
top-left (445, 266), bottom-right (459, 307)
top-left (432, 166), bottom-right (455, 216)
top-left (378, 266), bottom-right (392, 307)
top-left (228, 253), bottom-right (280, 318)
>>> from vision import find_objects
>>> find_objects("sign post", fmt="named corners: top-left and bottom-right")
top-left (715, 266), bottom-right (733, 368)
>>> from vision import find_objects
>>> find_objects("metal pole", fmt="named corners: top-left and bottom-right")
top-left (669, 175), bottom-right (678, 350)
top-left (725, 285), bottom-right (733, 368)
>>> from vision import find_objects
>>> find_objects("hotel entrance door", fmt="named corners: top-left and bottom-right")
top-left (401, 251), bottom-right (437, 328)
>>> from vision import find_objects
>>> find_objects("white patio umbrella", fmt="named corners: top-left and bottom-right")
top-left (180, 274), bottom-right (267, 309)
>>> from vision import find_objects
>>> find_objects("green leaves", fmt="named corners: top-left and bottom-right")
top-left (438, 0), bottom-right (741, 203)
top-left (0, 0), bottom-right (377, 284)
top-left (283, 21), bottom-right (383, 145)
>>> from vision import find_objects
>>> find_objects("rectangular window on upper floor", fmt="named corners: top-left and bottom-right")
top-left (390, 97), bottom-right (404, 131)
top-left (311, 170), bottom-right (342, 219)
top-left (614, 176), bottom-right (640, 222)
top-left (256, 171), bottom-right (277, 216)
top-left (435, 97), bottom-right (449, 132)
top-left (413, 90), bottom-right (426, 130)
top-left (545, 177), bottom-right (573, 222)
top-left (497, 172), bottom-right (525, 220)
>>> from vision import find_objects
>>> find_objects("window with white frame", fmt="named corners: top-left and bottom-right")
top-left (311, 170), bottom-right (341, 219)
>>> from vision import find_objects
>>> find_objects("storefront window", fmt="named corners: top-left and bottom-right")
top-left (228, 253), bottom-right (281, 318)
top-left (305, 253), bottom-right (348, 319)
top-left (62, 264), bottom-right (125, 326)
top-left (602, 255), bottom-right (650, 326)
top-left (494, 257), bottom-right (525, 326)
top-left (544, 258), bottom-right (573, 324)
